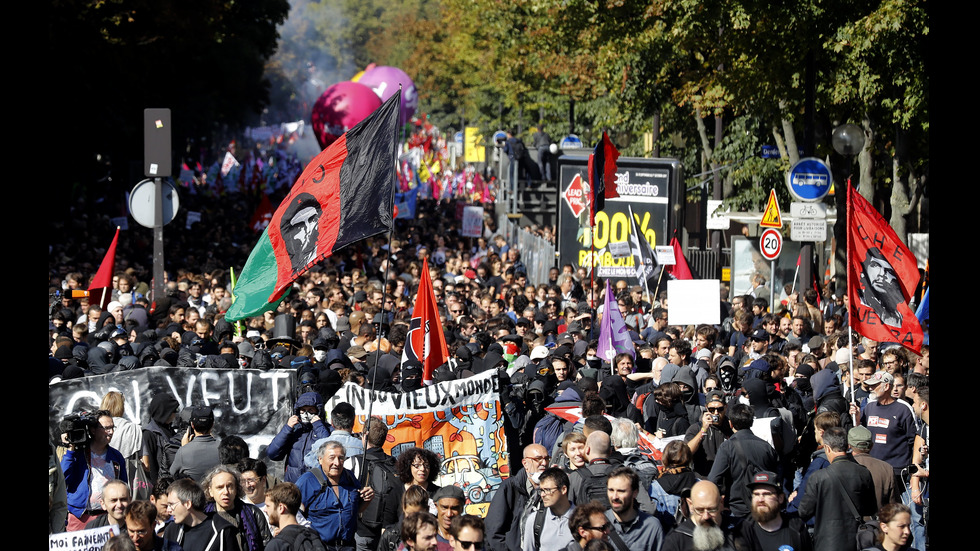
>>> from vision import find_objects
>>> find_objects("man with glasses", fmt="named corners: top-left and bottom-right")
top-left (661, 480), bottom-right (735, 551)
top-left (125, 500), bottom-right (182, 551)
top-left (163, 477), bottom-right (238, 550)
top-left (684, 390), bottom-right (732, 478)
top-left (523, 468), bottom-right (574, 551)
top-left (561, 501), bottom-right (609, 551)
top-left (603, 467), bottom-right (664, 551)
top-left (733, 472), bottom-right (811, 551)
top-left (486, 444), bottom-right (551, 551)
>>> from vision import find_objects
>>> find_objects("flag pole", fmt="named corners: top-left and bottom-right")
top-left (845, 178), bottom-right (856, 426)
top-left (359, 87), bottom-right (402, 485)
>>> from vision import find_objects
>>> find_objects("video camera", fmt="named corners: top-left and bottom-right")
top-left (60, 412), bottom-right (100, 449)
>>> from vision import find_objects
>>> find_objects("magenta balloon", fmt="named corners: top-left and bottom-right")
top-left (311, 81), bottom-right (383, 149)
top-left (357, 66), bottom-right (418, 125)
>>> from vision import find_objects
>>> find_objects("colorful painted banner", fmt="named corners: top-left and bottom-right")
top-left (326, 370), bottom-right (509, 516)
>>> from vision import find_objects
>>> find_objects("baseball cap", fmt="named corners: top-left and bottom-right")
top-left (848, 426), bottom-right (874, 451)
top-left (190, 405), bottom-right (214, 424)
top-left (746, 471), bottom-right (782, 492)
top-left (865, 370), bottom-right (894, 387)
top-left (530, 346), bottom-right (550, 360)
top-left (705, 390), bottom-right (726, 405)
top-left (432, 485), bottom-right (465, 503)
top-left (750, 328), bottom-right (768, 341)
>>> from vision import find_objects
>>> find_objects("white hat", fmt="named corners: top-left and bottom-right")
top-left (530, 345), bottom-right (550, 360)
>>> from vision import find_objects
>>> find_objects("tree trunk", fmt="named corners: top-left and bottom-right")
top-left (858, 116), bottom-right (875, 201)
top-left (889, 156), bottom-right (910, 246)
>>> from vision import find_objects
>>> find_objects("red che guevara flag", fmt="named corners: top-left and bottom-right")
top-left (846, 182), bottom-right (923, 354)
top-left (88, 227), bottom-right (120, 310)
top-left (401, 258), bottom-right (449, 384)
top-left (226, 90), bottom-right (401, 322)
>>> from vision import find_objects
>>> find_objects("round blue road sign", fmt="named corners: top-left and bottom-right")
top-left (787, 157), bottom-right (832, 201)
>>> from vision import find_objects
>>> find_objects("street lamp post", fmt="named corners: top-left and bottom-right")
top-left (831, 123), bottom-right (866, 287)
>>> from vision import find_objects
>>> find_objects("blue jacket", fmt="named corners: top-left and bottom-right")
top-left (61, 446), bottom-right (128, 518)
top-left (266, 392), bottom-right (331, 483)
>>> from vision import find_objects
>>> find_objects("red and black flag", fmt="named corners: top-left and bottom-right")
top-left (846, 182), bottom-right (923, 353)
top-left (401, 258), bottom-right (449, 384)
top-left (587, 131), bottom-right (620, 227)
top-left (226, 90), bottom-right (401, 322)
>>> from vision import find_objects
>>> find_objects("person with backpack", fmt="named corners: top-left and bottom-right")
top-left (378, 486), bottom-right (430, 551)
top-left (348, 418), bottom-right (404, 551)
top-left (265, 482), bottom-right (326, 551)
top-left (567, 432), bottom-right (616, 508)
top-left (297, 440), bottom-right (375, 551)
top-left (522, 468), bottom-right (575, 551)
top-left (141, 394), bottom-right (181, 485)
top-left (266, 392), bottom-right (331, 484)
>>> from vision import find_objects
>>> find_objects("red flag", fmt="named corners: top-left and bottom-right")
top-left (88, 227), bottom-right (120, 309)
top-left (587, 132), bottom-right (620, 226)
top-left (847, 182), bottom-right (923, 353)
top-left (402, 258), bottom-right (449, 383)
top-left (249, 193), bottom-right (275, 232)
top-left (665, 237), bottom-right (697, 280)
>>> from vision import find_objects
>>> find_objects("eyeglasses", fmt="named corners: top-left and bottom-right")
top-left (411, 462), bottom-right (429, 470)
top-left (127, 528), bottom-right (150, 537)
top-left (586, 523), bottom-right (611, 532)
top-left (457, 541), bottom-right (484, 550)
top-left (525, 455), bottom-right (550, 462)
top-left (242, 476), bottom-right (263, 486)
top-left (706, 407), bottom-right (724, 413)
top-left (451, 309), bottom-right (463, 314)
top-left (100, 424), bottom-right (115, 432)
top-left (538, 486), bottom-right (560, 496)
top-left (691, 506), bottom-right (720, 516)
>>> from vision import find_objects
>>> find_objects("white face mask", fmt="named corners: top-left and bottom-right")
top-left (313, 350), bottom-right (327, 362)
top-left (299, 411), bottom-right (315, 424)
top-left (739, 395), bottom-right (751, 406)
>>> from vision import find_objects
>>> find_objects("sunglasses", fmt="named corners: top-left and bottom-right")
top-left (457, 541), bottom-right (484, 550)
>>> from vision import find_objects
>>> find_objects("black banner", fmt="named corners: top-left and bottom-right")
top-left (48, 367), bottom-right (298, 480)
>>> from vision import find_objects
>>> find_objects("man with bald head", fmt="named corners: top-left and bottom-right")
top-left (486, 443), bottom-right (552, 551)
top-left (662, 480), bottom-right (737, 551)
top-left (567, 431), bottom-right (616, 507)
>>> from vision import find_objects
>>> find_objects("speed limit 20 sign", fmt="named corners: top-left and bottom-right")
top-left (760, 228), bottom-right (782, 260)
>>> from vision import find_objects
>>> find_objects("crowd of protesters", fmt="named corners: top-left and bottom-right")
top-left (49, 158), bottom-right (928, 549)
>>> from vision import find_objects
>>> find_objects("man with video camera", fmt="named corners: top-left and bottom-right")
top-left (60, 409), bottom-right (128, 531)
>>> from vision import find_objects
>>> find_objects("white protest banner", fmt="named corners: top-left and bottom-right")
top-left (460, 206), bottom-right (484, 237)
top-left (666, 279), bottom-right (722, 325)
top-left (49, 525), bottom-right (117, 551)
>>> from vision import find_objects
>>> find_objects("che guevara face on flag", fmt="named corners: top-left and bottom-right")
top-left (858, 247), bottom-right (905, 328)
top-left (280, 193), bottom-right (322, 275)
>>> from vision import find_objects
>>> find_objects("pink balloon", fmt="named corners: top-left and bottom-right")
top-left (357, 66), bottom-right (418, 125)
top-left (311, 81), bottom-right (383, 149)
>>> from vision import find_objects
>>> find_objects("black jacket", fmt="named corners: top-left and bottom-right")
top-left (485, 467), bottom-right (531, 551)
top-left (707, 430), bottom-right (779, 519)
top-left (797, 454), bottom-right (877, 551)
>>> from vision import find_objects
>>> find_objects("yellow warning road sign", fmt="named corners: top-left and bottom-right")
top-left (760, 189), bottom-right (783, 228)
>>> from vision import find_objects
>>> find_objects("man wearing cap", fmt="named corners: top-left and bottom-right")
top-left (432, 485), bottom-right (465, 551)
top-left (848, 426), bottom-right (896, 510)
top-left (733, 472), bottom-right (811, 551)
top-left (852, 370), bottom-right (916, 501)
top-left (170, 405), bottom-right (221, 483)
top-left (684, 389), bottom-right (732, 478)
top-left (739, 328), bottom-right (769, 368)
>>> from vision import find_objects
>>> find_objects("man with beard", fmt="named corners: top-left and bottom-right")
top-left (661, 480), bottom-right (735, 551)
top-left (734, 472), bottom-right (811, 551)
top-left (602, 467), bottom-right (663, 551)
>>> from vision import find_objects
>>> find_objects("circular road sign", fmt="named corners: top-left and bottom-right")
top-left (760, 228), bottom-right (782, 261)
top-left (787, 157), bottom-right (832, 201)
top-left (129, 178), bottom-right (180, 228)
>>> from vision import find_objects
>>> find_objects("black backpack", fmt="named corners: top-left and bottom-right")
top-left (143, 427), bottom-right (180, 481)
top-left (276, 524), bottom-right (327, 551)
top-left (577, 465), bottom-right (610, 508)
top-left (355, 454), bottom-right (402, 532)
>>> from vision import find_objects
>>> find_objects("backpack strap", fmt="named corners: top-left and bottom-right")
top-left (533, 507), bottom-right (547, 550)
top-left (606, 524), bottom-right (631, 551)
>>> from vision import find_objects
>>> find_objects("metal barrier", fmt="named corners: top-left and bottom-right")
top-left (684, 248), bottom-right (730, 280)
top-left (497, 212), bottom-right (556, 286)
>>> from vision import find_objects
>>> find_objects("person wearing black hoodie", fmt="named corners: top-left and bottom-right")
top-left (141, 394), bottom-right (181, 483)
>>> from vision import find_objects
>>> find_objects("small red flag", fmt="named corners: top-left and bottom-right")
top-left (587, 132), bottom-right (620, 226)
top-left (666, 237), bottom-right (697, 280)
top-left (401, 258), bottom-right (450, 384)
top-left (846, 182), bottom-right (923, 353)
top-left (88, 227), bottom-right (120, 310)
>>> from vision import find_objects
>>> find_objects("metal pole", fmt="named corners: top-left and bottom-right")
top-left (152, 177), bottom-right (165, 302)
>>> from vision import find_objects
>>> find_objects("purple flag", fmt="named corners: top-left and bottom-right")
top-left (597, 280), bottom-right (636, 366)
